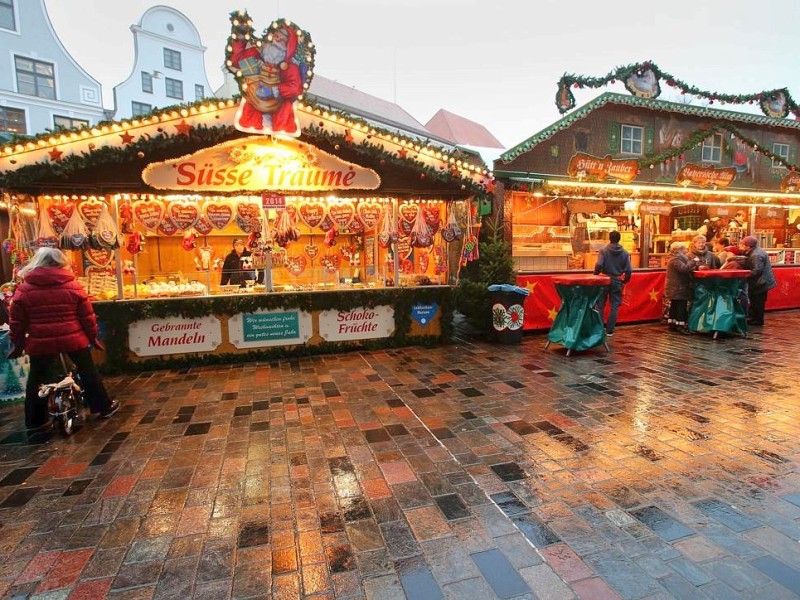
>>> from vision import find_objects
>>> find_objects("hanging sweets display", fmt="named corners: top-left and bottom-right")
top-left (410, 206), bottom-right (433, 248)
top-left (91, 204), bottom-right (121, 250)
top-left (36, 208), bottom-right (59, 249)
top-left (60, 206), bottom-right (89, 250)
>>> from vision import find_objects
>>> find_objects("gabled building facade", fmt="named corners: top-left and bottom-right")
top-left (112, 5), bottom-right (213, 121)
top-left (0, 0), bottom-right (106, 138)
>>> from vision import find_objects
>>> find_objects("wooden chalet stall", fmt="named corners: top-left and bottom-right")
top-left (494, 81), bottom-right (800, 330)
top-left (0, 15), bottom-right (491, 372)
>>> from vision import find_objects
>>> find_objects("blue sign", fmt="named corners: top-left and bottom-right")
top-left (411, 303), bottom-right (439, 328)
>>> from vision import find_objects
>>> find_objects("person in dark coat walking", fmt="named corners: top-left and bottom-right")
top-left (740, 235), bottom-right (777, 325)
top-left (593, 231), bottom-right (632, 336)
top-left (8, 247), bottom-right (118, 430)
top-left (665, 242), bottom-right (700, 334)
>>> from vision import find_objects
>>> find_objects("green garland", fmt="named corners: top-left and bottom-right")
top-left (556, 61), bottom-right (799, 119)
top-left (93, 287), bottom-right (454, 374)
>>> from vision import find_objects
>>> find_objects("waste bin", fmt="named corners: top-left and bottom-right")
top-left (488, 284), bottom-right (530, 344)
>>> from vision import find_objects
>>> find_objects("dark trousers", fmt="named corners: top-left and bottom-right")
top-left (668, 299), bottom-right (689, 325)
top-left (748, 290), bottom-right (768, 324)
top-left (25, 347), bottom-right (111, 428)
top-left (596, 279), bottom-right (624, 333)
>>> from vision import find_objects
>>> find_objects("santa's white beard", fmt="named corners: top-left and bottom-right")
top-left (262, 43), bottom-right (287, 65)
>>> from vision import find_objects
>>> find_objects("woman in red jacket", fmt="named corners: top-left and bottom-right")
top-left (9, 247), bottom-right (118, 430)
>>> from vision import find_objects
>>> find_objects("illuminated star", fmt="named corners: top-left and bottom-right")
top-left (397, 148), bottom-right (408, 159)
top-left (547, 306), bottom-right (559, 321)
top-left (525, 281), bottom-right (538, 294)
top-left (648, 288), bottom-right (659, 302)
top-left (120, 131), bottom-right (135, 144)
top-left (175, 120), bottom-right (193, 136)
top-left (344, 129), bottom-right (354, 143)
top-left (48, 147), bottom-right (63, 161)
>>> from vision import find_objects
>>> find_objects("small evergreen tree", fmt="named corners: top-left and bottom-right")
top-left (3, 360), bottom-right (23, 396)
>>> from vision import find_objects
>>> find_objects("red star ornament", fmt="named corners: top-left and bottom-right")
top-left (120, 131), bottom-right (135, 144)
top-left (174, 120), bottom-right (193, 136)
top-left (48, 147), bottom-right (63, 161)
top-left (397, 148), bottom-right (408, 159)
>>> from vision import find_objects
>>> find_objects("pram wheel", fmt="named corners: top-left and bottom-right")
top-left (58, 394), bottom-right (77, 436)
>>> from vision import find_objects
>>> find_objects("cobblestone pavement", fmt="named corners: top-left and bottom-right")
top-left (1, 311), bottom-right (800, 599)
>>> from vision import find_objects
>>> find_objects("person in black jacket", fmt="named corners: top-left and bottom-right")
top-left (740, 236), bottom-right (777, 325)
top-left (220, 239), bottom-right (255, 287)
top-left (593, 231), bottom-right (632, 336)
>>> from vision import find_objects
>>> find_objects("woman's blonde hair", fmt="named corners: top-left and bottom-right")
top-left (669, 241), bottom-right (688, 255)
top-left (19, 246), bottom-right (70, 277)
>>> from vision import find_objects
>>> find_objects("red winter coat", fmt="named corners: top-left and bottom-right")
top-left (9, 267), bottom-right (98, 356)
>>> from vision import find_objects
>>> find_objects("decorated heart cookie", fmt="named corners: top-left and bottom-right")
top-left (399, 202), bottom-right (419, 225)
top-left (285, 255), bottom-right (307, 276)
top-left (85, 247), bottom-right (114, 268)
top-left (193, 215), bottom-right (214, 236)
top-left (397, 236), bottom-right (412, 259)
top-left (204, 202), bottom-right (233, 230)
top-left (157, 219), bottom-right (178, 236)
top-left (357, 202), bottom-right (382, 230)
top-left (328, 201), bottom-right (355, 229)
top-left (133, 200), bottom-right (165, 231)
top-left (298, 201), bottom-right (327, 229)
top-left (77, 200), bottom-right (104, 230)
top-left (168, 202), bottom-right (200, 231)
top-left (304, 243), bottom-right (320, 261)
top-left (422, 206), bottom-right (441, 235)
top-left (47, 204), bottom-right (74, 235)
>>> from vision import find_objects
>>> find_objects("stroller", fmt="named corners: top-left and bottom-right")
top-left (37, 357), bottom-right (86, 436)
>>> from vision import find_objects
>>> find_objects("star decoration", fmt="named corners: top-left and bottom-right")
top-left (525, 281), bottom-right (538, 294)
top-left (344, 129), bottom-right (354, 143)
top-left (397, 148), bottom-right (408, 159)
top-left (48, 147), bottom-right (63, 161)
top-left (547, 306), bottom-right (559, 321)
top-left (648, 288), bottom-right (660, 302)
top-left (120, 131), bottom-right (135, 144)
top-left (486, 181), bottom-right (496, 193)
top-left (175, 120), bottom-right (194, 136)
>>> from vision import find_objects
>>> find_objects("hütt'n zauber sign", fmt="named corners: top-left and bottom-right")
top-left (677, 164), bottom-right (736, 189)
top-left (142, 136), bottom-right (381, 192)
top-left (129, 316), bottom-right (222, 357)
top-left (567, 153), bottom-right (638, 183)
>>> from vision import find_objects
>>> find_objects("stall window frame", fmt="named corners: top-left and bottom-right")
top-left (772, 142), bottom-right (790, 169)
top-left (0, 105), bottom-right (25, 134)
top-left (620, 125), bottom-right (643, 156)
top-left (165, 77), bottom-right (183, 100)
top-left (53, 115), bottom-right (89, 130)
top-left (701, 133), bottom-right (723, 163)
top-left (163, 48), bottom-right (182, 71)
top-left (14, 55), bottom-right (56, 99)
top-left (0, 0), bottom-right (16, 32)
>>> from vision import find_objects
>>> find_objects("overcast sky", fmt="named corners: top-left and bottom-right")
top-left (45, 0), bottom-right (800, 150)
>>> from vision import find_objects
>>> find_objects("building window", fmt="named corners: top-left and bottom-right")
top-left (0, 106), bottom-right (26, 135)
top-left (163, 48), bottom-right (182, 71)
top-left (15, 56), bottom-right (56, 99)
top-left (131, 101), bottom-right (152, 117)
top-left (0, 0), bottom-right (15, 31)
top-left (195, 84), bottom-right (204, 101)
top-left (53, 115), bottom-right (89, 130)
top-left (165, 78), bottom-right (183, 100)
top-left (701, 133), bottom-right (723, 163)
top-left (141, 71), bottom-right (153, 94)
top-left (620, 125), bottom-right (643, 155)
top-left (772, 142), bottom-right (790, 168)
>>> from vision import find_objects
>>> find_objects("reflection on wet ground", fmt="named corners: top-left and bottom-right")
top-left (1, 312), bottom-right (800, 598)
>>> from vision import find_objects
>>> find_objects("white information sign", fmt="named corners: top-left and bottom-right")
top-left (228, 309), bottom-right (312, 349)
top-left (318, 305), bottom-right (395, 342)
top-left (129, 316), bottom-right (222, 357)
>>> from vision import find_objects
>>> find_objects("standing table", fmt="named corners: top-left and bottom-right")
top-left (544, 274), bottom-right (611, 356)
top-left (689, 269), bottom-right (749, 339)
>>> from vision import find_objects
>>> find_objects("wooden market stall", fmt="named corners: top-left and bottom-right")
top-left (493, 64), bottom-right (800, 330)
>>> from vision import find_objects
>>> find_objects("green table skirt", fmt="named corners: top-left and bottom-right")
top-left (547, 284), bottom-right (607, 351)
top-left (689, 278), bottom-right (748, 335)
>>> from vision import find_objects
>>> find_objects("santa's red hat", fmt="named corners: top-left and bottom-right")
top-left (275, 24), bottom-right (297, 66)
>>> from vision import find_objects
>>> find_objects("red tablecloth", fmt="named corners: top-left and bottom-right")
top-left (693, 269), bottom-right (750, 279)
top-left (552, 274), bottom-right (611, 286)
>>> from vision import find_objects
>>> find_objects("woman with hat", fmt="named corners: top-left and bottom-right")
top-left (664, 241), bottom-right (700, 334)
top-left (739, 236), bottom-right (776, 326)
top-left (220, 238), bottom-right (256, 288)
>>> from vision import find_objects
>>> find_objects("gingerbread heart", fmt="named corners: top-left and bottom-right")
top-left (339, 245), bottom-right (355, 263)
top-left (47, 204), bottom-right (74, 235)
top-left (77, 200), bottom-right (104, 230)
top-left (397, 236), bottom-right (412, 259)
top-left (133, 200), bottom-right (164, 231)
top-left (320, 254), bottom-right (341, 272)
top-left (357, 202), bottom-right (382, 230)
top-left (348, 216), bottom-right (364, 233)
top-left (285, 255), bottom-right (307, 276)
top-left (422, 206), bottom-right (441, 235)
top-left (158, 219), bottom-right (178, 236)
top-left (298, 201), bottom-right (327, 229)
top-left (85, 247), bottom-right (113, 268)
top-left (236, 202), bottom-right (260, 222)
top-left (317, 214), bottom-right (335, 233)
top-left (304, 244), bottom-right (320, 261)
top-left (193, 215), bottom-right (214, 236)
top-left (328, 201), bottom-right (355, 230)
top-left (204, 202), bottom-right (233, 229)
top-left (399, 218), bottom-right (413, 236)
top-left (168, 202), bottom-right (200, 231)
top-left (399, 202), bottom-right (419, 225)
top-left (271, 247), bottom-right (287, 266)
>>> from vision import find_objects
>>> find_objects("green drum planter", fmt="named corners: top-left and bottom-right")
top-left (545, 274), bottom-right (611, 356)
top-left (689, 269), bottom-right (749, 339)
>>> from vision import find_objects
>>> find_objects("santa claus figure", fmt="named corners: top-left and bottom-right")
top-left (229, 24), bottom-right (305, 136)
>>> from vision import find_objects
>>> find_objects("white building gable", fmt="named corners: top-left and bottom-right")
top-left (0, 0), bottom-right (105, 137)
top-left (112, 5), bottom-right (214, 120)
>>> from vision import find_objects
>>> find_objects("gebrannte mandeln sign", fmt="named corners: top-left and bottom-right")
top-left (142, 136), bottom-right (381, 192)
top-left (318, 305), bottom-right (394, 342)
top-left (129, 316), bottom-right (222, 357)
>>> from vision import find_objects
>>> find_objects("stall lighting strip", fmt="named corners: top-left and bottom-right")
top-left (546, 178), bottom-right (797, 201)
top-left (107, 194), bottom-right (446, 205)
top-left (546, 192), bottom-right (800, 210)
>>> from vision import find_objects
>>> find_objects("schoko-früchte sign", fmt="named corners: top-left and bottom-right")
top-left (318, 305), bottom-right (394, 342)
top-left (142, 136), bottom-right (381, 192)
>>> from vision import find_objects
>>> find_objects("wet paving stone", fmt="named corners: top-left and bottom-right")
top-left (183, 422), bottom-right (211, 436)
top-left (512, 514), bottom-right (561, 548)
top-left (490, 462), bottom-right (526, 482)
top-left (491, 491), bottom-right (529, 517)
top-left (237, 522), bottom-right (269, 548)
top-left (693, 499), bottom-right (761, 532)
top-left (750, 555), bottom-right (800, 595)
top-left (630, 506), bottom-right (694, 542)
top-left (471, 549), bottom-right (531, 598)
top-left (395, 556), bottom-right (443, 600)
top-left (434, 494), bottom-right (469, 521)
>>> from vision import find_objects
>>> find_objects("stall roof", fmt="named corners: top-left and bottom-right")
top-left (501, 92), bottom-right (800, 163)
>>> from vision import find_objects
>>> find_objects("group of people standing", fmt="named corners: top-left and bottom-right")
top-left (593, 229), bottom-right (777, 337)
